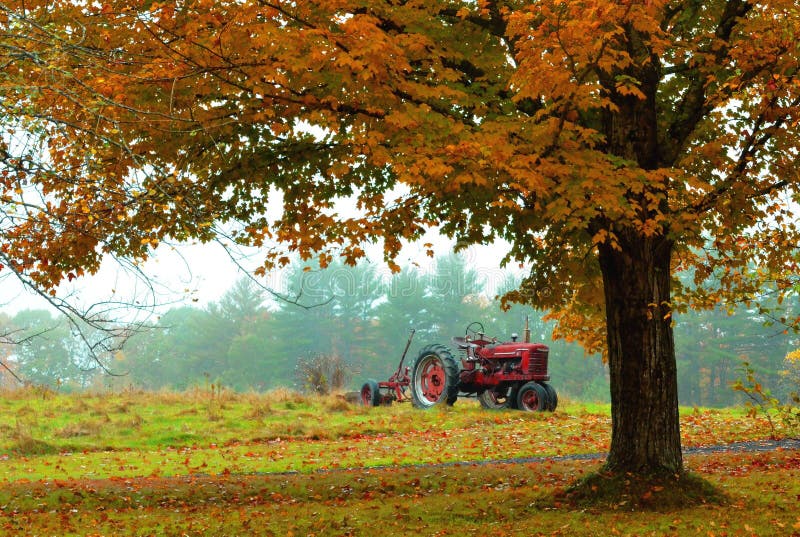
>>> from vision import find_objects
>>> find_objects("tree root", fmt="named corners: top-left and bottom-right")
top-left (562, 470), bottom-right (727, 511)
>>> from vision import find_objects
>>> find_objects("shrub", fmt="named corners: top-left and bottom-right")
top-left (732, 360), bottom-right (799, 439)
top-left (295, 352), bottom-right (350, 395)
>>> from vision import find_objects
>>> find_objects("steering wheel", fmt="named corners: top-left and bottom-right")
top-left (465, 321), bottom-right (485, 340)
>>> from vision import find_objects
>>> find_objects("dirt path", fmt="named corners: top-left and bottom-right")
top-left (357, 437), bottom-right (800, 473)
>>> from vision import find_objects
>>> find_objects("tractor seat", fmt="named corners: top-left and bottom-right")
top-left (452, 336), bottom-right (478, 350)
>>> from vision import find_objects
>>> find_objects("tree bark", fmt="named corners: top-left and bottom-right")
top-left (598, 230), bottom-right (682, 475)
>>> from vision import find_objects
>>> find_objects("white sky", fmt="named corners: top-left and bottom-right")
top-left (0, 230), bottom-right (515, 317)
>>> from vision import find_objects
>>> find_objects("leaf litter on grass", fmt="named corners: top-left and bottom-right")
top-left (0, 392), bottom-right (784, 485)
top-left (0, 449), bottom-right (798, 536)
top-left (1, 415), bottom-right (795, 536)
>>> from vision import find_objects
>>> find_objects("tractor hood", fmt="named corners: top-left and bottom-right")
top-left (485, 342), bottom-right (549, 356)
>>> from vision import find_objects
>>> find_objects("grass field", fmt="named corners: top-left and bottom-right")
top-left (0, 387), bottom-right (797, 536)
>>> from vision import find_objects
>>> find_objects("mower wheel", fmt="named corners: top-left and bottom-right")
top-left (516, 381), bottom-right (548, 412)
top-left (411, 344), bottom-right (459, 409)
top-left (360, 379), bottom-right (382, 407)
top-left (478, 385), bottom-right (516, 410)
top-left (540, 382), bottom-right (558, 412)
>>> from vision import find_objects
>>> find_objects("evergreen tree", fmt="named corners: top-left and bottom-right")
top-left (11, 310), bottom-right (75, 388)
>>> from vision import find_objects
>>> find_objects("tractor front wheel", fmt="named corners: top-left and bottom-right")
top-left (541, 382), bottom-right (558, 412)
top-left (360, 379), bottom-right (382, 407)
top-left (411, 345), bottom-right (459, 409)
top-left (516, 382), bottom-right (548, 412)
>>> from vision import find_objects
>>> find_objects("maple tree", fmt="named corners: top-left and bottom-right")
top-left (4, 0), bottom-right (800, 482)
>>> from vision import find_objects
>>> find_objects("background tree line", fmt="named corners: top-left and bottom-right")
top-left (0, 255), bottom-right (796, 407)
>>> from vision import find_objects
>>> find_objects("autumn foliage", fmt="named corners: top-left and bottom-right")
top-left (3, 1), bottom-right (799, 306)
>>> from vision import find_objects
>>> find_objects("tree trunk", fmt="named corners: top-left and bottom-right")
top-left (598, 230), bottom-right (682, 475)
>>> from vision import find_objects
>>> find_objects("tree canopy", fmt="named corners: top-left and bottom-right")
top-left (4, 0), bottom-right (800, 479)
top-left (4, 1), bottom-right (797, 299)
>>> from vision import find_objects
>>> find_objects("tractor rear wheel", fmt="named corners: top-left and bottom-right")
top-left (541, 382), bottom-right (558, 412)
top-left (360, 379), bottom-right (382, 407)
top-left (478, 385), bottom-right (516, 410)
top-left (411, 345), bottom-right (459, 409)
top-left (516, 381), bottom-right (548, 412)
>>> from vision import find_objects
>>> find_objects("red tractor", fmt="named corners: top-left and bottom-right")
top-left (361, 322), bottom-right (557, 412)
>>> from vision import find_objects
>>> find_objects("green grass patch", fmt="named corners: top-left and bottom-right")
top-left (0, 388), bottom-right (781, 482)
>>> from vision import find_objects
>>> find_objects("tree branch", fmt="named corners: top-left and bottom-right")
top-left (690, 91), bottom-right (800, 215)
top-left (666, 0), bottom-right (753, 163)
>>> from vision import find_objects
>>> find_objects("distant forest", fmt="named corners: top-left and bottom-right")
top-left (1, 255), bottom-right (797, 407)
